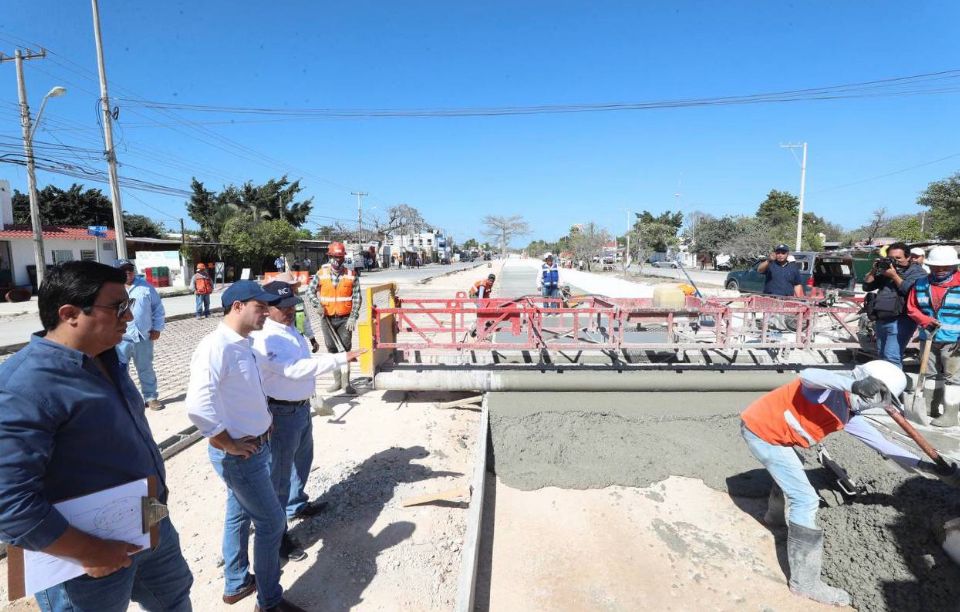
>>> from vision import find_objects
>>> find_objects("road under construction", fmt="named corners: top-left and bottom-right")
top-left (358, 259), bottom-right (960, 612)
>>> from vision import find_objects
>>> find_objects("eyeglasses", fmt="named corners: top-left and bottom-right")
top-left (87, 297), bottom-right (136, 319)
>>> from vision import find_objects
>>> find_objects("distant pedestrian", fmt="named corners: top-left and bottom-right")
top-left (190, 263), bottom-right (213, 319)
top-left (303, 256), bottom-right (312, 272)
top-left (757, 244), bottom-right (804, 298)
top-left (115, 259), bottom-right (166, 411)
top-left (538, 253), bottom-right (561, 300)
top-left (0, 261), bottom-right (193, 612)
top-left (186, 282), bottom-right (307, 611)
top-left (274, 255), bottom-right (286, 273)
top-left (292, 258), bottom-right (302, 272)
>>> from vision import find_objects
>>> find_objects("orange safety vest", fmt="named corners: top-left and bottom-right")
top-left (470, 279), bottom-right (493, 297)
top-left (740, 379), bottom-right (848, 448)
top-left (316, 264), bottom-right (356, 317)
top-left (194, 273), bottom-right (212, 295)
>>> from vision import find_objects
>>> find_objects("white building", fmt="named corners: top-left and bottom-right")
top-left (0, 179), bottom-right (184, 291)
top-left (0, 180), bottom-right (118, 291)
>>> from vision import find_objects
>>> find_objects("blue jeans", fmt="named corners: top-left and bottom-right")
top-left (740, 423), bottom-right (819, 529)
top-left (36, 519), bottom-right (192, 612)
top-left (195, 293), bottom-right (210, 317)
top-left (209, 442), bottom-right (285, 609)
top-left (541, 286), bottom-right (560, 298)
top-left (117, 338), bottom-right (159, 402)
top-left (269, 401), bottom-right (314, 518)
top-left (875, 316), bottom-right (917, 369)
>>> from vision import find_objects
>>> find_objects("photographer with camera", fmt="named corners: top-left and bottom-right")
top-left (863, 242), bottom-right (926, 368)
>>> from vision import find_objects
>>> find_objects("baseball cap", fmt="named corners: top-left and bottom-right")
top-left (909, 247), bottom-right (926, 257)
top-left (261, 280), bottom-right (299, 308)
top-left (774, 244), bottom-right (790, 253)
top-left (113, 258), bottom-right (135, 270)
top-left (221, 280), bottom-right (281, 312)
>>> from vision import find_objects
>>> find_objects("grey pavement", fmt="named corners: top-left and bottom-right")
top-left (626, 265), bottom-right (728, 287)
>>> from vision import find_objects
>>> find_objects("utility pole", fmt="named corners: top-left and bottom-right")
top-left (1, 48), bottom-right (48, 287)
top-left (780, 142), bottom-right (808, 251)
top-left (351, 191), bottom-right (367, 244)
top-left (623, 209), bottom-right (632, 272)
top-left (91, 0), bottom-right (127, 258)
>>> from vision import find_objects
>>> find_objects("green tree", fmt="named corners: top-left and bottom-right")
top-left (12, 184), bottom-right (165, 237)
top-left (918, 171), bottom-right (960, 239)
top-left (461, 238), bottom-right (480, 251)
top-left (757, 190), bottom-right (800, 220)
top-left (122, 214), bottom-right (166, 239)
top-left (220, 213), bottom-right (299, 273)
top-left (633, 210), bottom-right (684, 252)
top-left (884, 214), bottom-right (924, 243)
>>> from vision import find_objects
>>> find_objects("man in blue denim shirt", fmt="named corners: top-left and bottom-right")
top-left (115, 259), bottom-right (166, 411)
top-left (0, 261), bottom-right (192, 611)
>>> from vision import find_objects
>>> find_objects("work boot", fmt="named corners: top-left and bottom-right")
top-left (932, 402), bottom-right (960, 428)
top-left (254, 599), bottom-right (307, 612)
top-left (786, 523), bottom-right (852, 606)
top-left (763, 485), bottom-right (786, 527)
top-left (326, 370), bottom-right (342, 393)
top-left (342, 379), bottom-right (357, 395)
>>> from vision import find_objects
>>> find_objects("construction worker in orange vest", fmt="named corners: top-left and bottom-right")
top-left (190, 263), bottom-right (213, 319)
top-left (740, 361), bottom-right (960, 606)
top-left (308, 242), bottom-right (361, 394)
top-left (469, 274), bottom-right (496, 299)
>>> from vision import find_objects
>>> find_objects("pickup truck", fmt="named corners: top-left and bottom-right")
top-left (724, 252), bottom-right (857, 294)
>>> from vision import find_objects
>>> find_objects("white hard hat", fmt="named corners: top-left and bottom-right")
top-left (543, 252), bottom-right (553, 259)
top-left (856, 360), bottom-right (907, 398)
top-left (926, 245), bottom-right (960, 267)
top-left (909, 247), bottom-right (925, 257)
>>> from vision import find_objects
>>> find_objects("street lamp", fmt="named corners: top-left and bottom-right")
top-left (18, 82), bottom-right (67, 289)
top-left (780, 142), bottom-right (808, 251)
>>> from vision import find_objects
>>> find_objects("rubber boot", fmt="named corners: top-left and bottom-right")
top-left (787, 523), bottom-right (852, 606)
top-left (932, 402), bottom-right (959, 428)
top-left (924, 386), bottom-right (939, 419)
top-left (326, 370), bottom-right (342, 393)
top-left (763, 485), bottom-right (786, 526)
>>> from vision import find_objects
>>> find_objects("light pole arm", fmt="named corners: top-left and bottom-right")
top-left (29, 96), bottom-right (50, 141)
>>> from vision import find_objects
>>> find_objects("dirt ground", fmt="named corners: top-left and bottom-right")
top-left (477, 476), bottom-right (847, 612)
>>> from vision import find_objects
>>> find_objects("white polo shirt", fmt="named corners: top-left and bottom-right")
top-left (186, 323), bottom-right (272, 439)
top-left (250, 318), bottom-right (347, 402)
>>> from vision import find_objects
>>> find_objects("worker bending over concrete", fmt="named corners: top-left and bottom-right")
top-left (469, 274), bottom-right (496, 298)
top-left (740, 360), bottom-right (960, 606)
top-left (905, 245), bottom-right (960, 428)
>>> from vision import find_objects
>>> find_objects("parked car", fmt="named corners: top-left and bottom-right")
top-left (651, 260), bottom-right (680, 268)
top-left (724, 251), bottom-right (856, 294)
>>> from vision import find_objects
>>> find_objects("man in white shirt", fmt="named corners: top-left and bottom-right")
top-left (251, 281), bottom-right (362, 527)
top-left (185, 281), bottom-right (305, 612)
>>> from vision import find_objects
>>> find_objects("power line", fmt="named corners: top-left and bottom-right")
top-left (114, 69), bottom-right (960, 119)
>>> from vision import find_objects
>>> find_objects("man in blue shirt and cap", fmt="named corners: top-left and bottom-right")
top-left (114, 259), bottom-right (166, 410)
top-left (758, 244), bottom-right (804, 297)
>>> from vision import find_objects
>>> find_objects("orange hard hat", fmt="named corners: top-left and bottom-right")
top-left (328, 242), bottom-right (346, 257)
top-left (196, 263), bottom-right (207, 270)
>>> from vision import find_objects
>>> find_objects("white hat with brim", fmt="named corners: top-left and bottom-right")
top-left (927, 246), bottom-right (960, 267)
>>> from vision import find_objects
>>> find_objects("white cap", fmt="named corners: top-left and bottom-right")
top-left (927, 245), bottom-right (960, 267)
top-left (543, 252), bottom-right (553, 260)
top-left (910, 247), bottom-right (925, 257)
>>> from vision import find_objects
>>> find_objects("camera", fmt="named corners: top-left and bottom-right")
top-left (874, 257), bottom-right (894, 271)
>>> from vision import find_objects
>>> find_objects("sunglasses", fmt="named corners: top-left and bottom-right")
top-left (86, 297), bottom-right (136, 319)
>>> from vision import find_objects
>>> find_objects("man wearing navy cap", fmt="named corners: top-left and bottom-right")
top-left (757, 244), bottom-right (804, 297)
top-left (251, 282), bottom-right (362, 554)
top-left (185, 281), bottom-right (305, 612)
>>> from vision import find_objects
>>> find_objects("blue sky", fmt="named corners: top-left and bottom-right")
top-left (2, 1), bottom-right (959, 244)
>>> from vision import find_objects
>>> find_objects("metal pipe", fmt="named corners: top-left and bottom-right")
top-left (374, 369), bottom-right (796, 392)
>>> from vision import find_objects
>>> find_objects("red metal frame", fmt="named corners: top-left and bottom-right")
top-left (372, 294), bottom-right (865, 353)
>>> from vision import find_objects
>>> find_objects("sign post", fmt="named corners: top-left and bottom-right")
top-left (87, 226), bottom-right (108, 263)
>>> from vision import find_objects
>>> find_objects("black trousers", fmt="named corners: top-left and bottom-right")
top-left (321, 315), bottom-right (352, 353)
